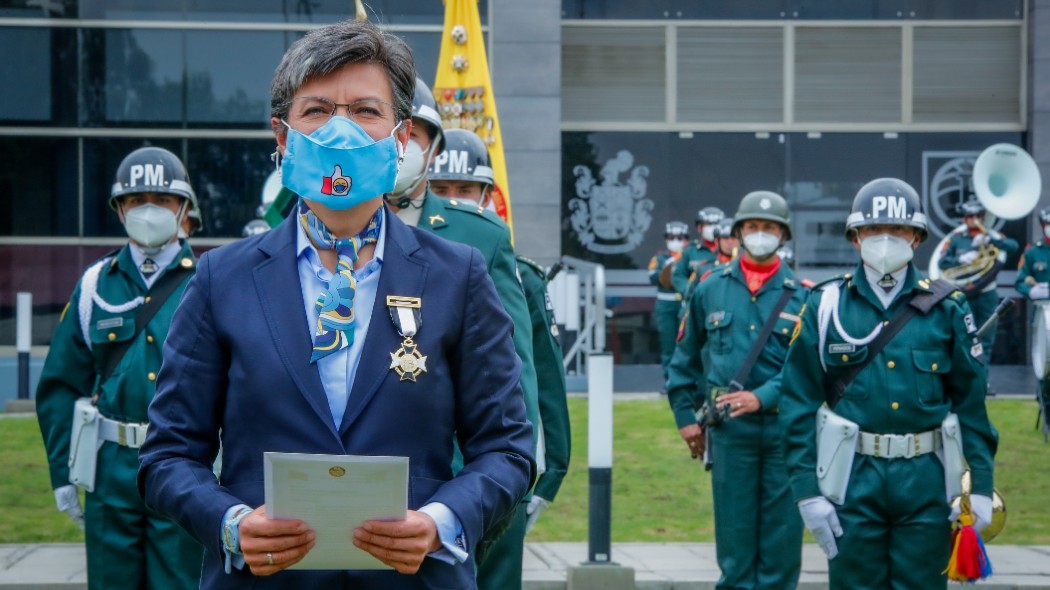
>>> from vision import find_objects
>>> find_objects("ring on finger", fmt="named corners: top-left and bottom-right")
top-left (267, 552), bottom-right (274, 566)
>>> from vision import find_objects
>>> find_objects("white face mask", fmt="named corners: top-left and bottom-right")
top-left (860, 233), bottom-right (914, 275)
top-left (666, 240), bottom-right (684, 253)
top-left (701, 225), bottom-right (716, 242)
top-left (742, 231), bottom-right (780, 259)
top-left (1043, 225), bottom-right (1050, 240)
top-left (391, 140), bottom-right (430, 197)
top-left (124, 203), bottom-right (180, 248)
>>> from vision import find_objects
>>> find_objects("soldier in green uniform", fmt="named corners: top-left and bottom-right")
top-left (666, 191), bottom-right (806, 590)
top-left (386, 79), bottom-right (543, 590)
top-left (649, 221), bottom-right (689, 379)
top-left (937, 198), bottom-right (1018, 361)
top-left (671, 206), bottom-right (724, 300)
top-left (684, 216), bottom-right (739, 295)
top-left (515, 255), bottom-right (572, 536)
top-left (780, 178), bottom-right (998, 590)
top-left (1015, 207), bottom-right (1050, 438)
top-left (36, 147), bottom-right (204, 590)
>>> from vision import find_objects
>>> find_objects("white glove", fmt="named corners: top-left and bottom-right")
top-left (663, 257), bottom-right (676, 268)
top-left (971, 234), bottom-right (989, 248)
top-left (524, 495), bottom-right (551, 535)
top-left (54, 484), bottom-right (84, 531)
top-left (958, 251), bottom-right (979, 265)
top-left (1031, 282), bottom-right (1049, 300)
top-left (798, 496), bottom-right (843, 559)
top-left (948, 495), bottom-right (994, 533)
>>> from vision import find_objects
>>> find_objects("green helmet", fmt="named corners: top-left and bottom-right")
top-left (732, 191), bottom-right (791, 241)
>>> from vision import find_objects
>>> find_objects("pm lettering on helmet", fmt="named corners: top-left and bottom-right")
top-left (432, 150), bottom-right (469, 175)
top-left (130, 164), bottom-right (165, 188)
top-left (872, 195), bottom-right (907, 220)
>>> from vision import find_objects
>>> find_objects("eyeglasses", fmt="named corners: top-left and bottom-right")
top-left (287, 96), bottom-right (396, 129)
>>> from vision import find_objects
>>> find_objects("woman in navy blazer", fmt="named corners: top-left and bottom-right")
top-left (138, 20), bottom-right (534, 590)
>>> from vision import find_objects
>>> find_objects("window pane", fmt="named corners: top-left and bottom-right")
top-left (794, 27), bottom-right (901, 123)
top-left (0, 136), bottom-right (78, 237)
top-left (77, 0), bottom-right (461, 24)
top-left (0, 27), bottom-right (54, 123)
top-left (562, 26), bottom-right (666, 123)
top-left (677, 27), bottom-right (783, 123)
top-left (102, 29), bottom-right (185, 124)
top-left (185, 30), bottom-right (287, 126)
top-left (185, 138), bottom-right (280, 238)
top-left (912, 26), bottom-right (1021, 124)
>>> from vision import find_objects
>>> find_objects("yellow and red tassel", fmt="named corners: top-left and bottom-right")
top-left (944, 511), bottom-right (993, 582)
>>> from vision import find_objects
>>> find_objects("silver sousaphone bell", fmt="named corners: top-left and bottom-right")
top-left (929, 144), bottom-right (1041, 294)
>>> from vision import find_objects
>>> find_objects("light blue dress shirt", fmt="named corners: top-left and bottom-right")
top-left (222, 208), bottom-right (466, 572)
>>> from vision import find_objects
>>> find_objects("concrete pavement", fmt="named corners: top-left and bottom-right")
top-left (2, 542), bottom-right (1050, 589)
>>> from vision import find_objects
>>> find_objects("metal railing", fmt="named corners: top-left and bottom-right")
top-left (550, 255), bottom-right (608, 388)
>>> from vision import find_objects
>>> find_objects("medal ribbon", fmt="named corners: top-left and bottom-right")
top-left (300, 200), bottom-right (382, 363)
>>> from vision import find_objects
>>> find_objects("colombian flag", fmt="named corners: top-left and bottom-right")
top-left (433, 0), bottom-right (514, 237)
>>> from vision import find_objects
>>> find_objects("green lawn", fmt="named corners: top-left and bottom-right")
top-left (527, 397), bottom-right (1050, 545)
top-left (1, 397), bottom-right (1045, 545)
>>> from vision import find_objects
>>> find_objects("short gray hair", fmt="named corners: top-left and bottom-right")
top-left (270, 20), bottom-right (414, 124)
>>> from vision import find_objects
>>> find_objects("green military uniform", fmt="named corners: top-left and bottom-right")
top-left (475, 256), bottom-right (573, 590)
top-left (937, 226), bottom-right (1018, 359)
top-left (779, 265), bottom-right (998, 590)
top-left (667, 259), bottom-right (807, 590)
top-left (671, 239), bottom-right (718, 300)
top-left (648, 248), bottom-right (684, 376)
top-left (1015, 239), bottom-right (1050, 432)
top-left (36, 242), bottom-right (203, 590)
top-left (413, 192), bottom-right (544, 587)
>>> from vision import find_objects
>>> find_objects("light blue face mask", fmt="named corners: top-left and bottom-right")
top-left (280, 116), bottom-right (404, 211)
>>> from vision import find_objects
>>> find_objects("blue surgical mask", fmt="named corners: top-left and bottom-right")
top-left (279, 116), bottom-right (404, 211)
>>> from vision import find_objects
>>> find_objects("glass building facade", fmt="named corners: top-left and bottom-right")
top-left (0, 0), bottom-right (1041, 371)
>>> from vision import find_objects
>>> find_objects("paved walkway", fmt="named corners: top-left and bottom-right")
top-left (2, 542), bottom-right (1049, 589)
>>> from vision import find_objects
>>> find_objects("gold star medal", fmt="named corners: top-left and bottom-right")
top-left (386, 296), bottom-right (426, 382)
top-left (389, 337), bottom-right (428, 382)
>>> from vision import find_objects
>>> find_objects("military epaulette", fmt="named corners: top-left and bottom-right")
top-left (516, 255), bottom-right (546, 279)
top-left (812, 273), bottom-right (848, 290)
top-left (443, 198), bottom-right (508, 229)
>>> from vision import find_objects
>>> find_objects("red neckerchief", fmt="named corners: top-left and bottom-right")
top-left (717, 251), bottom-right (733, 264)
top-left (702, 239), bottom-right (717, 252)
top-left (1044, 237), bottom-right (1050, 247)
top-left (967, 227), bottom-right (981, 238)
top-left (739, 255), bottom-right (781, 295)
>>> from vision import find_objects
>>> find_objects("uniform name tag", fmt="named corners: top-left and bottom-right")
top-left (828, 343), bottom-right (855, 354)
top-left (96, 317), bottom-right (124, 330)
top-left (708, 310), bottom-right (725, 323)
top-left (779, 312), bottom-right (800, 323)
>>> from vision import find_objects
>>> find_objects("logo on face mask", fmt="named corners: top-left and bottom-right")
top-left (321, 165), bottom-right (352, 196)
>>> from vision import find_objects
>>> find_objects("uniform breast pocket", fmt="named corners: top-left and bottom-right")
top-left (824, 345), bottom-right (869, 399)
top-left (912, 349), bottom-right (950, 405)
top-left (89, 315), bottom-right (136, 375)
top-left (704, 311), bottom-right (733, 354)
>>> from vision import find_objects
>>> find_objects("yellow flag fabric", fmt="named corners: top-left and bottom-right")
top-left (433, 0), bottom-right (513, 235)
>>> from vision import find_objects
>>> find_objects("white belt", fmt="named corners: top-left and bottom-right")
top-left (98, 416), bottom-right (149, 449)
top-left (856, 429), bottom-right (941, 459)
top-left (656, 292), bottom-right (682, 302)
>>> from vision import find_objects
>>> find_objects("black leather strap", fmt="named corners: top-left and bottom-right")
top-left (827, 279), bottom-right (956, 407)
top-left (98, 266), bottom-right (193, 387)
top-left (728, 285), bottom-right (796, 392)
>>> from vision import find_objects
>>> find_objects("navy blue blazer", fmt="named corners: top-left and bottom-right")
top-left (138, 208), bottom-right (535, 589)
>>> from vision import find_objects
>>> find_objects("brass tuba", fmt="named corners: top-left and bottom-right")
top-left (950, 470), bottom-right (1007, 542)
top-left (928, 144), bottom-right (1041, 294)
